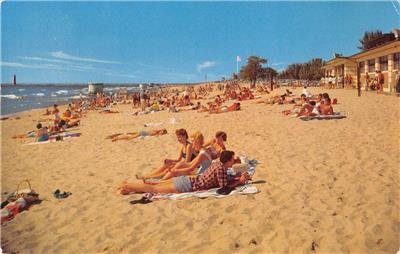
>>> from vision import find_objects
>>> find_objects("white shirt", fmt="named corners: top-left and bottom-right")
top-left (302, 88), bottom-right (311, 98)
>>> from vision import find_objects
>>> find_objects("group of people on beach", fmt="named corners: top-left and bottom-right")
top-left (13, 102), bottom-right (85, 142)
top-left (117, 129), bottom-right (251, 194)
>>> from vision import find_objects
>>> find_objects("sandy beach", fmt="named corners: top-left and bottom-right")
top-left (1, 86), bottom-right (399, 253)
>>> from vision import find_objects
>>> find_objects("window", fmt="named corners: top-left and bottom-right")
top-left (359, 61), bottom-right (365, 69)
top-left (394, 53), bottom-right (400, 70)
top-left (379, 56), bottom-right (388, 71)
top-left (367, 59), bottom-right (375, 72)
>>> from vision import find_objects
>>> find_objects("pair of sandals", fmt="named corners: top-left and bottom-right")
top-left (53, 189), bottom-right (72, 199)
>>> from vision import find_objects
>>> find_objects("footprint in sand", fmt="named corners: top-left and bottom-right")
top-left (372, 224), bottom-right (383, 234)
top-left (225, 205), bottom-right (235, 213)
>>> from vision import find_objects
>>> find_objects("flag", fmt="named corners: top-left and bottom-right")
top-left (236, 55), bottom-right (241, 62)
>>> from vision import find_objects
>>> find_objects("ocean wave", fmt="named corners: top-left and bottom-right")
top-left (1, 94), bottom-right (22, 99)
top-left (69, 95), bottom-right (88, 99)
top-left (18, 89), bottom-right (26, 91)
top-left (34, 93), bottom-right (45, 96)
top-left (55, 90), bottom-right (69, 95)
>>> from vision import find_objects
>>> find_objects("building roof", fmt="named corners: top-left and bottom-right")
top-left (347, 40), bottom-right (399, 59)
top-left (323, 39), bottom-right (400, 68)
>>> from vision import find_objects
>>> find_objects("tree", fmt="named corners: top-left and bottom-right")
top-left (260, 67), bottom-right (278, 90)
top-left (279, 58), bottom-right (324, 81)
top-left (358, 30), bottom-right (384, 51)
top-left (239, 56), bottom-right (267, 88)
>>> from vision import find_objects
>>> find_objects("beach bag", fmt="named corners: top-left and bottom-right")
top-left (1, 180), bottom-right (40, 224)
top-left (1, 180), bottom-right (39, 209)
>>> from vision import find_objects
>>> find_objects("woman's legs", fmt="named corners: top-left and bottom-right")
top-left (106, 133), bottom-right (123, 139)
top-left (111, 133), bottom-right (140, 142)
top-left (117, 180), bottom-right (177, 194)
top-left (138, 162), bottom-right (175, 180)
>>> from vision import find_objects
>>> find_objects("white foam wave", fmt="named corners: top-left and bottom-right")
top-left (34, 93), bottom-right (45, 96)
top-left (55, 90), bottom-right (68, 95)
top-left (1, 94), bottom-right (22, 99)
top-left (69, 95), bottom-right (88, 99)
top-left (18, 89), bottom-right (26, 91)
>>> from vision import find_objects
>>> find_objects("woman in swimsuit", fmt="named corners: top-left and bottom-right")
top-left (208, 102), bottom-right (240, 114)
top-left (107, 129), bottom-right (167, 142)
top-left (204, 131), bottom-right (227, 160)
top-left (136, 129), bottom-right (196, 181)
top-left (160, 131), bottom-right (214, 180)
top-left (36, 123), bottom-right (49, 142)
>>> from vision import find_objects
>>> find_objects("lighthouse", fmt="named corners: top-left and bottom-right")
top-left (12, 75), bottom-right (16, 85)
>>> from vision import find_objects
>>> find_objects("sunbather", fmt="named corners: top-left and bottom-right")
top-left (136, 129), bottom-right (196, 180)
top-left (204, 131), bottom-right (227, 159)
top-left (36, 123), bottom-right (49, 142)
top-left (318, 97), bottom-right (334, 115)
top-left (117, 150), bottom-right (251, 194)
top-left (141, 131), bottom-right (213, 181)
top-left (107, 128), bottom-right (167, 142)
top-left (208, 102), bottom-right (240, 114)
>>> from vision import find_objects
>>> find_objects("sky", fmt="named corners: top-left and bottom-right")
top-left (1, 1), bottom-right (399, 84)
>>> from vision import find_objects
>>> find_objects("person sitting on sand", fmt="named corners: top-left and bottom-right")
top-left (36, 123), bottom-right (49, 142)
top-left (107, 128), bottom-right (167, 142)
top-left (51, 104), bottom-right (59, 115)
top-left (297, 100), bottom-right (317, 117)
top-left (159, 131), bottom-right (217, 180)
top-left (318, 97), bottom-right (334, 115)
top-left (117, 150), bottom-right (252, 194)
top-left (204, 131), bottom-right (227, 159)
top-left (139, 131), bottom-right (211, 181)
top-left (43, 108), bottom-right (51, 116)
top-left (302, 86), bottom-right (312, 98)
top-left (136, 129), bottom-right (196, 181)
top-left (208, 102), bottom-right (240, 114)
top-left (49, 121), bottom-right (66, 134)
top-left (49, 119), bottom-right (80, 133)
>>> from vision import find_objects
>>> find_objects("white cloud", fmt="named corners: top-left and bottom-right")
top-left (197, 61), bottom-right (217, 72)
top-left (18, 56), bottom-right (70, 64)
top-left (51, 51), bottom-right (121, 64)
top-left (1, 61), bottom-right (61, 70)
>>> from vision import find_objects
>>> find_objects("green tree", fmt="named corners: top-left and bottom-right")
top-left (260, 67), bottom-right (278, 90)
top-left (358, 30), bottom-right (384, 51)
top-left (279, 58), bottom-right (324, 80)
top-left (239, 56), bottom-right (267, 88)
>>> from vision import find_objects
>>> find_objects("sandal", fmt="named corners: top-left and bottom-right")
top-left (53, 189), bottom-right (72, 199)
top-left (130, 196), bottom-right (152, 205)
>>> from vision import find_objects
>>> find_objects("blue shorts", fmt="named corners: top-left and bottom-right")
top-left (139, 131), bottom-right (149, 137)
top-left (38, 134), bottom-right (49, 142)
top-left (172, 176), bottom-right (193, 193)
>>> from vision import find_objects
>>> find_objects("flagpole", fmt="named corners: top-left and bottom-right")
top-left (236, 60), bottom-right (238, 74)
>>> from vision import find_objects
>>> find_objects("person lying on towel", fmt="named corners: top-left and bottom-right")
top-left (117, 150), bottom-right (251, 194)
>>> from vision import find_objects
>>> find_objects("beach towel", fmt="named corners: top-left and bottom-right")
top-left (144, 157), bottom-right (260, 201)
top-left (299, 113), bottom-right (346, 121)
top-left (24, 132), bottom-right (81, 145)
top-left (147, 184), bottom-right (259, 201)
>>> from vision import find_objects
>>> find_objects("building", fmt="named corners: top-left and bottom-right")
top-left (88, 83), bottom-right (104, 94)
top-left (323, 33), bottom-right (400, 92)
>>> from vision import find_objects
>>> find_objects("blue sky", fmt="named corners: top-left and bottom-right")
top-left (1, 1), bottom-right (399, 84)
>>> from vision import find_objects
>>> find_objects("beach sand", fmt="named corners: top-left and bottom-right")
top-left (1, 87), bottom-right (399, 253)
